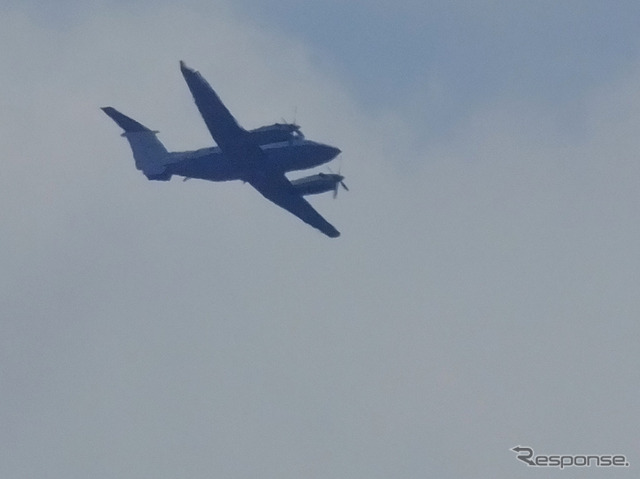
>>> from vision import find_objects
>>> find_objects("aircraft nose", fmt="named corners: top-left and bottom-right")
top-left (327, 146), bottom-right (341, 159)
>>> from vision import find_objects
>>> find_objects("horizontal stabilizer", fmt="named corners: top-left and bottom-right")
top-left (101, 107), bottom-right (152, 133)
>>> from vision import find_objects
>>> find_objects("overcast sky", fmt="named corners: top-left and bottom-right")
top-left (2, 1), bottom-right (640, 478)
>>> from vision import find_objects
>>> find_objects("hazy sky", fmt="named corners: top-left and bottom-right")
top-left (2, 1), bottom-right (640, 478)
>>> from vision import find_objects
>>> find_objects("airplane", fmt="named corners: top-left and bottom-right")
top-left (102, 61), bottom-right (344, 238)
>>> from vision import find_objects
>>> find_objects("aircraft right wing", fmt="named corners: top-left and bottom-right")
top-left (247, 171), bottom-right (340, 238)
top-left (180, 61), bottom-right (263, 163)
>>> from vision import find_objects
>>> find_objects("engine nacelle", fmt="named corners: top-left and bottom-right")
top-left (248, 123), bottom-right (304, 145)
top-left (290, 172), bottom-right (345, 196)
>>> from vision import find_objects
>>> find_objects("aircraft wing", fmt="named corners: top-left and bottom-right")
top-left (180, 61), bottom-right (262, 161)
top-left (247, 172), bottom-right (340, 238)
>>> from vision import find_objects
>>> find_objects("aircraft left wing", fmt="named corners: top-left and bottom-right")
top-left (247, 172), bottom-right (340, 238)
top-left (180, 61), bottom-right (263, 164)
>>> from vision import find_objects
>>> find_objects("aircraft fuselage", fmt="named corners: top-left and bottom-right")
top-left (164, 139), bottom-right (340, 182)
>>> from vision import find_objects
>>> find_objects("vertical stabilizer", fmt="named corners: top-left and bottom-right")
top-left (102, 107), bottom-right (170, 177)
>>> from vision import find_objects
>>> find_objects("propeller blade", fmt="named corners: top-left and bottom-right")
top-left (328, 163), bottom-right (347, 198)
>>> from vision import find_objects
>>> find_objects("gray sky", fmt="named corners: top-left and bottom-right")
top-left (2, 1), bottom-right (639, 478)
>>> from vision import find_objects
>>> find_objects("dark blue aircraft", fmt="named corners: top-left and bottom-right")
top-left (102, 61), bottom-right (344, 237)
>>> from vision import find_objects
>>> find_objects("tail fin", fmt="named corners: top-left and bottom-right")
top-left (102, 107), bottom-right (171, 178)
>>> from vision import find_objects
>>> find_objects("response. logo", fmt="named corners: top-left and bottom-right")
top-left (511, 446), bottom-right (630, 469)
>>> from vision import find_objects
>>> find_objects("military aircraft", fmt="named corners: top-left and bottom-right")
top-left (102, 61), bottom-right (344, 237)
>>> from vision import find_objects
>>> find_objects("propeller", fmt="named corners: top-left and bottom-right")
top-left (328, 166), bottom-right (349, 199)
top-left (280, 117), bottom-right (300, 131)
top-left (281, 106), bottom-right (303, 139)
top-left (333, 177), bottom-right (349, 198)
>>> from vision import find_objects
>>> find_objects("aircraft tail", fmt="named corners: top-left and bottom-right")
top-left (102, 107), bottom-right (171, 179)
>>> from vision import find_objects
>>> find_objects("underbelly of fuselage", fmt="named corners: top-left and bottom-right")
top-left (168, 141), bottom-right (338, 181)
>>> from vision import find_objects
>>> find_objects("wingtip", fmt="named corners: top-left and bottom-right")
top-left (101, 106), bottom-right (116, 118)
